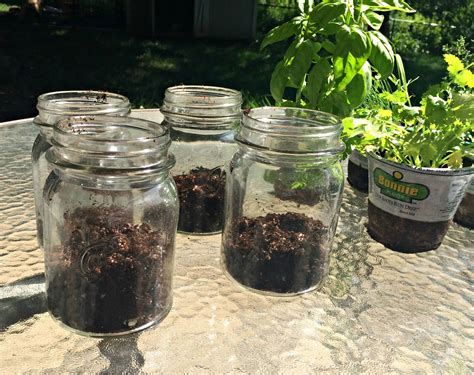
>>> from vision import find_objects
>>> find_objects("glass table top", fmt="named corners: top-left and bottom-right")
top-left (0, 114), bottom-right (472, 373)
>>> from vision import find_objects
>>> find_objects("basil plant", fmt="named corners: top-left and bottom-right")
top-left (261, 0), bottom-right (414, 117)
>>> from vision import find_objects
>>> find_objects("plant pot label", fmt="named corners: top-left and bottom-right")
top-left (349, 150), bottom-right (368, 169)
top-left (368, 157), bottom-right (472, 222)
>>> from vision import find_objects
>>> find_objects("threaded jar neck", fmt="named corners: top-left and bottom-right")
top-left (47, 116), bottom-right (174, 174)
top-left (34, 91), bottom-right (131, 129)
top-left (237, 107), bottom-right (344, 156)
top-left (161, 85), bottom-right (242, 130)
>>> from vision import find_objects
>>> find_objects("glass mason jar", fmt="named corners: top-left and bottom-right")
top-left (221, 107), bottom-right (345, 295)
top-left (161, 85), bottom-right (242, 234)
top-left (32, 91), bottom-right (131, 248)
top-left (43, 116), bottom-right (178, 336)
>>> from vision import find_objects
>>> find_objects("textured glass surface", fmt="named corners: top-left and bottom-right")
top-left (0, 117), bottom-right (473, 373)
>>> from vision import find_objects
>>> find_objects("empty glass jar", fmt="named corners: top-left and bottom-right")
top-left (221, 107), bottom-right (345, 295)
top-left (32, 91), bottom-right (131, 248)
top-left (161, 85), bottom-right (242, 234)
top-left (43, 116), bottom-right (178, 336)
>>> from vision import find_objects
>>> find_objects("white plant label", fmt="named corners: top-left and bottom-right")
top-left (369, 158), bottom-right (472, 222)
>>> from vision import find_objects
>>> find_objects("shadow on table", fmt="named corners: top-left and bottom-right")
top-left (99, 334), bottom-right (145, 374)
top-left (0, 273), bottom-right (47, 331)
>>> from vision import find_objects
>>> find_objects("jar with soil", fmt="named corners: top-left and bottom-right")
top-left (221, 107), bottom-right (345, 295)
top-left (367, 151), bottom-right (473, 252)
top-left (161, 85), bottom-right (242, 234)
top-left (32, 91), bottom-right (131, 249)
top-left (43, 116), bottom-right (178, 336)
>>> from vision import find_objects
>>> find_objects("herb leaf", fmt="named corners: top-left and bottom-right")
top-left (260, 20), bottom-right (298, 51)
top-left (368, 31), bottom-right (394, 79)
top-left (347, 62), bottom-right (372, 107)
top-left (362, 11), bottom-right (384, 30)
top-left (304, 58), bottom-right (331, 108)
top-left (270, 61), bottom-right (289, 102)
top-left (309, 1), bottom-right (347, 31)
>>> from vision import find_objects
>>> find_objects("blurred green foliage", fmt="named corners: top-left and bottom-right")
top-left (383, 0), bottom-right (473, 55)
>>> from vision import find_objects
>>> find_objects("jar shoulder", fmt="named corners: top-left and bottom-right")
top-left (32, 133), bottom-right (52, 162)
top-left (45, 173), bottom-right (178, 206)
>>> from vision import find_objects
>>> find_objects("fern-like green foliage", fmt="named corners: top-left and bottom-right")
top-left (348, 53), bottom-right (473, 169)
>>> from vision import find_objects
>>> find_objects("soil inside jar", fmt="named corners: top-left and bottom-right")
top-left (454, 192), bottom-right (474, 229)
top-left (273, 179), bottom-right (322, 206)
top-left (223, 212), bottom-right (328, 293)
top-left (46, 206), bottom-right (173, 335)
top-left (270, 168), bottom-right (325, 206)
top-left (347, 159), bottom-right (368, 193)
top-left (367, 201), bottom-right (450, 252)
top-left (174, 167), bottom-right (226, 233)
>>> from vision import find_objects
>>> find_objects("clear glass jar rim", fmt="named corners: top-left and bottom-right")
top-left (237, 107), bottom-right (344, 155)
top-left (161, 85), bottom-right (242, 130)
top-left (243, 107), bottom-right (341, 132)
top-left (163, 85), bottom-right (242, 108)
top-left (54, 115), bottom-right (167, 145)
top-left (37, 90), bottom-right (131, 114)
top-left (49, 115), bottom-right (172, 171)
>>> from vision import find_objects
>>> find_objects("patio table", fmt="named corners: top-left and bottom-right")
top-left (1, 112), bottom-right (473, 373)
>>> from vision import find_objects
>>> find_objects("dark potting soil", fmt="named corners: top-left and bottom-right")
top-left (174, 167), bottom-right (226, 233)
top-left (223, 212), bottom-right (328, 293)
top-left (46, 206), bottom-right (173, 335)
top-left (347, 159), bottom-right (368, 193)
top-left (367, 201), bottom-right (450, 252)
top-left (454, 192), bottom-right (474, 229)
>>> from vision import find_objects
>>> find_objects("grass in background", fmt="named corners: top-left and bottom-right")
top-left (0, 2), bottom-right (448, 120)
top-left (0, 23), bottom-right (285, 120)
top-left (0, 0), bottom-right (21, 9)
top-left (402, 54), bottom-right (445, 102)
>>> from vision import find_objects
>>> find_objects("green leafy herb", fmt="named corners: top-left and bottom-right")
top-left (369, 54), bottom-right (473, 169)
top-left (261, 0), bottom-right (414, 117)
